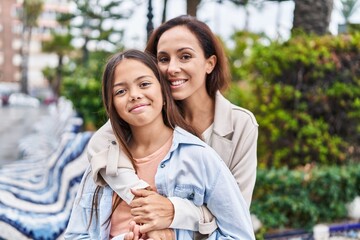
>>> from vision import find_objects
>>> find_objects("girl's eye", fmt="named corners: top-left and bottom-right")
top-left (115, 89), bottom-right (126, 96)
top-left (139, 82), bottom-right (151, 88)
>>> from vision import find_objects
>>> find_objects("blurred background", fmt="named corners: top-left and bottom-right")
top-left (0, 0), bottom-right (359, 239)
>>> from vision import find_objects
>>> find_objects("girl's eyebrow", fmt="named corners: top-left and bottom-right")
top-left (113, 75), bottom-right (154, 88)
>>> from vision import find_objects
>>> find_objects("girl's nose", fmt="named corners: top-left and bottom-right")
top-left (129, 89), bottom-right (142, 101)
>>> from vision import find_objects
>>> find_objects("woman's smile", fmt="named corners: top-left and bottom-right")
top-left (169, 79), bottom-right (188, 88)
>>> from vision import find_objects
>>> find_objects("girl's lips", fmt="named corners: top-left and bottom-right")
top-left (129, 104), bottom-right (149, 113)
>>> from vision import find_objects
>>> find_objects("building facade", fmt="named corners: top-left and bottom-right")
top-left (0, 0), bottom-right (19, 84)
top-left (0, 0), bottom-right (71, 91)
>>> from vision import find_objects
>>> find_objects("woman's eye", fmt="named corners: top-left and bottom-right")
top-left (158, 56), bottom-right (169, 63)
top-left (139, 82), bottom-right (151, 88)
top-left (181, 54), bottom-right (191, 61)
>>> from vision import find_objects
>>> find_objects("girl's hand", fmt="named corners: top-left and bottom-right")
top-left (124, 221), bottom-right (149, 240)
top-left (130, 189), bottom-right (174, 233)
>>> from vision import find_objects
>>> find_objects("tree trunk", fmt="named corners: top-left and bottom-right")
top-left (186, 0), bottom-right (201, 16)
top-left (275, 1), bottom-right (282, 38)
top-left (292, 0), bottom-right (334, 35)
top-left (20, 27), bottom-right (32, 94)
top-left (161, 0), bottom-right (168, 23)
top-left (54, 55), bottom-right (63, 100)
top-left (244, 6), bottom-right (250, 31)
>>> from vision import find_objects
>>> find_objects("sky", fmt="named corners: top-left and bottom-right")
top-left (120, 0), bottom-right (360, 49)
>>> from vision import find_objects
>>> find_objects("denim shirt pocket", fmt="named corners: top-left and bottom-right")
top-left (79, 192), bottom-right (96, 210)
top-left (173, 185), bottom-right (204, 206)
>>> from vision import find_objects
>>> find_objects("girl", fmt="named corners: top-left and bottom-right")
top-left (65, 49), bottom-right (255, 239)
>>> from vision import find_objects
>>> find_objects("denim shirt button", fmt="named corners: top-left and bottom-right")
top-left (189, 192), bottom-right (195, 200)
top-left (160, 163), bottom-right (166, 168)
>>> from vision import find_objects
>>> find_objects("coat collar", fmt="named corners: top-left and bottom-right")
top-left (213, 91), bottom-right (234, 137)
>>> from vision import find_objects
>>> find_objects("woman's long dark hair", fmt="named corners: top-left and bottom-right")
top-left (90, 49), bottom-right (200, 228)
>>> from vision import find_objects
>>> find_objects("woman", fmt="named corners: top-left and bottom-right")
top-left (88, 15), bottom-right (258, 235)
top-left (64, 49), bottom-right (255, 239)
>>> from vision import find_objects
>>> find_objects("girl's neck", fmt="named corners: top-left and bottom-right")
top-left (129, 122), bottom-right (173, 158)
top-left (183, 91), bottom-right (215, 134)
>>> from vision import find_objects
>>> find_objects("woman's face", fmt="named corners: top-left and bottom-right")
top-left (156, 26), bottom-right (216, 101)
top-left (112, 59), bottom-right (164, 128)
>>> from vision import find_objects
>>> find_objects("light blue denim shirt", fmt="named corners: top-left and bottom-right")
top-left (65, 127), bottom-right (255, 240)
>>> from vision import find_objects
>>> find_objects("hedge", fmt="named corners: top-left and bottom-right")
top-left (251, 163), bottom-right (360, 234)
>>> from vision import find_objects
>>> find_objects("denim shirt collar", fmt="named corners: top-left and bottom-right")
top-left (160, 127), bottom-right (205, 162)
top-left (171, 127), bottom-right (206, 148)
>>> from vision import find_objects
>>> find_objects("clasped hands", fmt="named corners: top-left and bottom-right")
top-left (124, 189), bottom-right (175, 240)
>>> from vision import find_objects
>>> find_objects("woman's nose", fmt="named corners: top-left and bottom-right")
top-left (167, 59), bottom-right (180, 75)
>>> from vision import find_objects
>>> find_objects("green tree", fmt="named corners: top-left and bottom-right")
top-left (228, 32), bottom-right (360, 167)
top-left (19, 0), bottom-right (43, 94)
top-left (67, 0), bottom-right (138, 66)
top-left (42, 33), bottom-right (74, 99)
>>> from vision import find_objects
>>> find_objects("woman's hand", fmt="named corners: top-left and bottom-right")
top-left (147, 229), bottom-right (175, 240)
top-left (130, 189), bottom-right (174, 233)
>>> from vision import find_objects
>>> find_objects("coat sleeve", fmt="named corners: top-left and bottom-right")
top-left (169, 197), bottom-right (218, 235)
top-left (86, 120), bottom-right (149, 204)
top-left (229, 118), bottom-right (258, 207)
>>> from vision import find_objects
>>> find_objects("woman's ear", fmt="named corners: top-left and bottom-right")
top-left (206, 55), bottom-right (217, 74)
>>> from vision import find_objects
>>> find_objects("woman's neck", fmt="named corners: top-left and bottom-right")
top-left (129, 122), bottom-right (173, 158)
top-left (183, 91), bottom-right (215, 134)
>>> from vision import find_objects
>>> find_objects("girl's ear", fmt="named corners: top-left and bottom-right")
top-left (206, 55), bottom-right (217, 74)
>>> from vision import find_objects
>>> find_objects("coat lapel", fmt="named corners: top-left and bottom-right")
top-left (210, 92), bottom-right (234, 165)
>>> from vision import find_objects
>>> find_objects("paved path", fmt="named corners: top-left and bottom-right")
top-left (0, 106), bottom-right (48, 165)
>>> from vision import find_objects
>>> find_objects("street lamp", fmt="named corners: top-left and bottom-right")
top-left (146, 0), bottom-right (154, 41)
top-left (82, 21), bottom-right (91, 67)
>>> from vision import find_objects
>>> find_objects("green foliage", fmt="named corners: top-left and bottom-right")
top-left (61, 51), bottom-right (112, 130)
top-left (228, 31), bottom-right (360, 168)
top-left (251, 163), bottom-right (360, 235)
top-left (65, 0), bottom-right (137, 51)
top-left (22, 0), bottom-right (44, 28)
top-left (42, 32), bottom-right (74, 55)
top-left (62, 73), bottom-right (105, 130)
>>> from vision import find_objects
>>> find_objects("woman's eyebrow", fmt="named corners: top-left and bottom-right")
top-left (158, 47), bottom-right (196, 55)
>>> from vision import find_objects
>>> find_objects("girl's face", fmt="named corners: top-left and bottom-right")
top-left (112, 59), bottom-right (164, 128)
top-left (156, 26), bottom-right (216, 101)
